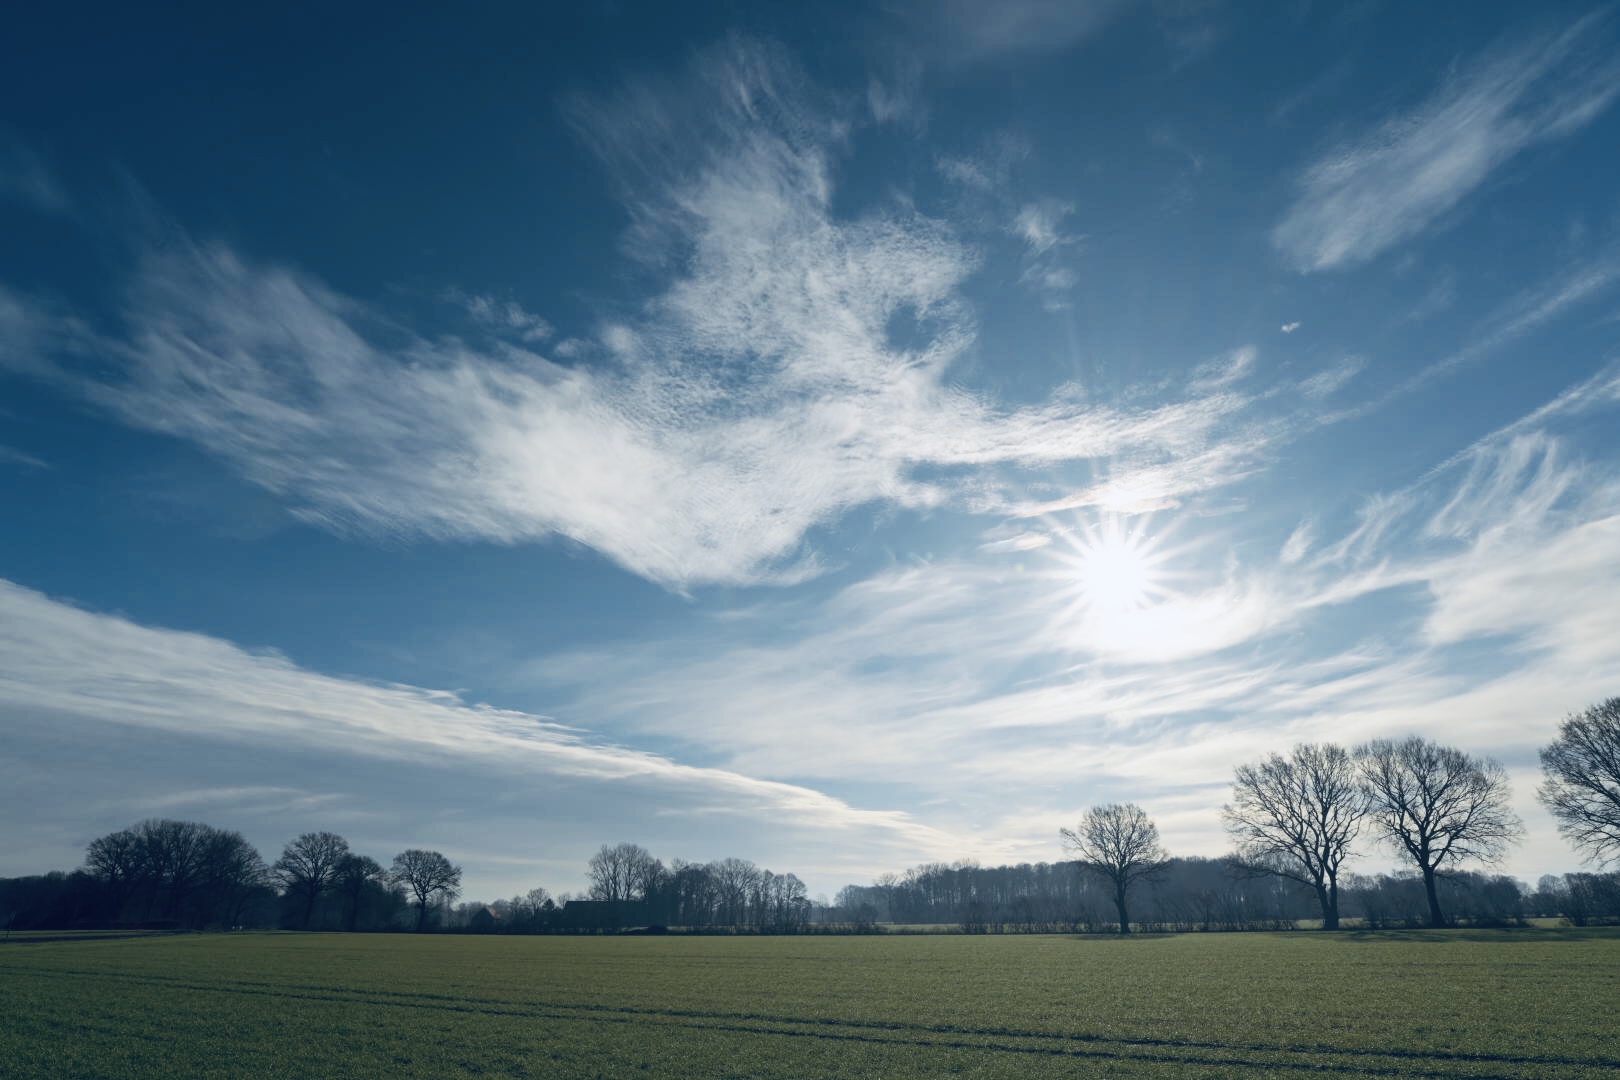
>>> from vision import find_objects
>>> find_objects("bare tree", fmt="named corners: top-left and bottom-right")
top-left (503, 886), bottom-right (552, 929)
top-left (587, 843), bottom-right (660, 903)
top-left (872, 871), bottom-right (900, 923)
top-left (84, 827), bottom-right (145, 917)
top-left (273, 832), bottom-right (351, 929)
top-left (709, 857), bottom-right (762, 926)
top-left (1223, 742), bottom-right (1366, 930)
top-left (390, 849), bottom-right (462, 932)
top-left (1539, 697), bottom-right (1620, 867)
top-left (1060, 803), bottom-right (1169, 934)
top-left (1357, 737), bottom-right (1523, 928)
top-left (199, 828), bottom-right (270, 928)
top-left (333, 853), bottom-right (385, 932)
top-left (84, 820), bottom-right (267, 927)
top-left (133, 819), bottom-right (213, 922)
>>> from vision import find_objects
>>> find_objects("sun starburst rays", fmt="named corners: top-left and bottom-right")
top-left (1037, 514), bottom-right (1202, 658)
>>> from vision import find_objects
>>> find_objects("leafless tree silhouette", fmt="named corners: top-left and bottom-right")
top-left (1224, 742), bottom-right (1367, 930)
top-left (1357, 737), bottom-right (1523, 928)
top-left (1539, 697), bottom-right (1620, 867)
top-left (273, 832), bottom-right (350, 929)
top-left (1061, 803), bottom-right (1169, 934)
top-left (390, 849), bottom-right (462, 932)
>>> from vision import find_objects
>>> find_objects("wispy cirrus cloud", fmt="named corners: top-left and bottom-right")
top-left (1315, 254), bottom-right (1620, 426)
top-left (1012, 198), bottom-right (1083, 308)
top-left (0, 135), bottom-right (71, 215)
top-left (1153, 0), bottom-right (1225, 68)
top-left (443, 288), bottom-right (553, 342)
top-left (529, 364), bottom-right (1620, 876)
top-left (4, 39), bottom-right (1273, 589)
top-left (0, 284), bottom-right (94, 376)
top-left (1273, 12), bottom-right (1620, 272)
top-left (900, 0), bottom-right (1136, 65)
top-left (0, 578), bottom-right (959, 892)
top-left (1008, 430), bottom-right (1275, 516)
top-left (1012, 199), bottom-right (1076, 254)
top-left (1298, 356), bottom-right (1362, 400)
top-left (0, 444), bottom-right (49, 470)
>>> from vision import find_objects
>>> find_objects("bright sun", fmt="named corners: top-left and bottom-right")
top-left (1077, 535), bottom-right (1155, 613)
top-left (1038, 515), bottom-right (1224, 662)
top-left (1047, 517), bottom-right (1170, 629)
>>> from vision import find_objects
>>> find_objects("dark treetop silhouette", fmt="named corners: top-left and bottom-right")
top-left (1224, 742), bottom-right (1367, 930)
top-left (1061, 803), bottom-right (1169, 934)
top-left (1539, 697), bottom-right (1620, 868)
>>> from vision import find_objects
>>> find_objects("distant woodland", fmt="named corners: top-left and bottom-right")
top-left (6, 699), bottom-right (1618, 935)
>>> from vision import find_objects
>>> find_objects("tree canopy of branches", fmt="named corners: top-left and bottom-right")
top-left (1223, 742), bottom-right (1366, 930)
top-left (84, 827), bottom-right (145, 915)
top-left (587, 842), bottom-right (662, 902)
top-left (333, 853), bottom-right (387, 932)
top-left (390, 849), bottom-right (462, 932)
top-left (83, 819), bottom-right (268, 928)
top-left (1060, 803), bottom-right (1169, 934)
top-left (1539, 697), bottom-right (1620, 868)
top-left (273, 832), bottom-right (351, 929)
top-left (1357, 737), bottom-right (1523, 928)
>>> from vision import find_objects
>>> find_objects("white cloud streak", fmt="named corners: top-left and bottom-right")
top-left (0, 137), bottom-right (71, 215)
top-left (908, 0), bottom-right (1136, 64)
top-left (1298, 356), bottom-right (1363, 400)
top-left (0, 578), bottom-right (954, 856)
top-left (8, 40), bottom-right (1271, 589)
top-left (0, 444), bottom-right (49, 470)
top-left (1013, 199), bottom-right (1076, 254)
top-left (528, 366), bottom-right (1620, 878)
top-left (1273, 13), bottom-right (1620, 272)
top-left (445, 289), bottom-right (553, 342)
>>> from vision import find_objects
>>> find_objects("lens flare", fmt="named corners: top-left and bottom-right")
top-left (1057, 518), bottom-right (1165, 616)
top-left (1038, 515), bottom-right (1199, 657)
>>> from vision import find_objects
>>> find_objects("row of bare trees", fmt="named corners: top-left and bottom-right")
top-left (426, 845), bottom-right (817, 933)
top-left (1058, 698), bottom-right (1620, 932)
top-left (8, 829), bottom-right (817, 934)
top-left (828, 857), bottom-right (1572, 932)
top-left (584, 843), bottom-right (813, 929)
top-left (80, 819), bottom-right (267, 930)
top-left (271, 832), bottom-right (462, 932)
top-left (50, 823), bottom-right (463, 932)
top-left (10, 701), bottom-right (1614, 936)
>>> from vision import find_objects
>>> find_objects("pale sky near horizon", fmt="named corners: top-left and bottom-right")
top-left (4, 1), bottom-right (1620, 903)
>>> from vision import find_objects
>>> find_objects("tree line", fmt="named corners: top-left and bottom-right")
top-left (0, 831), bottom-right (816, 935)
top-left (834, 698), bottom-right (1620, 934)
top-left (577, 842), bottom-right (813, 930)
top-left (1, 824), bottom-right (463, 934)
top-left (4, 699), bottom-right (1616, 935)
top-left (826, 856), bottom-right (1601, 933)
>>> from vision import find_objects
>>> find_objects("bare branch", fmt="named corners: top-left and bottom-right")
top-left (1221, 743), bottom-right (1367, 929)
top-left (1356, 736), bottom-right (1524, 927)
top-left (1060, 803), bottom-right (1168, 934)
top-left (1538, 697), bottom-right (1620, 867)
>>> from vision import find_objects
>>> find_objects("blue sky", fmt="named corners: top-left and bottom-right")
top-left (3, 1), bottom-right (1620, 902)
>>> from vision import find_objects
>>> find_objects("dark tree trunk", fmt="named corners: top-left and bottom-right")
top-left (1316, 881), bottom-right (1340, 931)
top-left (1422, 867), bottom-right (1446, 928)
top-left (414, 900), bottom-right (428, 932)
top-left (1113, 883), bottom-right (1131, 935)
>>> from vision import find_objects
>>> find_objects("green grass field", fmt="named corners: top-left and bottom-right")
top-left (3, 929), bottom-right (1617, 1078)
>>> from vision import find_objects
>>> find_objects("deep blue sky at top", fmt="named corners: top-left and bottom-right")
top-left (2, 2), bottom-right (1590, 674)
top-left (3, 1), bottom-right (1619, 897)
